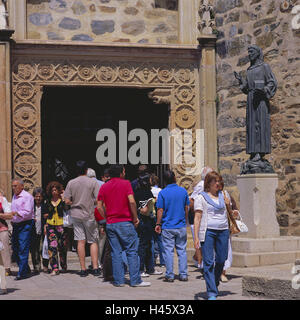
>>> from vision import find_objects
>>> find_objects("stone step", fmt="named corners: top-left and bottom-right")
top-left (232, 250), bottom-right (300, 267)
top-left (242, 275), bottom-right (300, 300)
top-left (232, 236), bottom-right (300, 253)
top-left (241, 262), bottom-right (300, 300)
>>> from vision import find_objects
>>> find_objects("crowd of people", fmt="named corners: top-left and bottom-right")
top-left (0, 161), bottom-right (240, 300)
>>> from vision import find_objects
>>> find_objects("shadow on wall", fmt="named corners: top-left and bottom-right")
top-left (154, 0), bottom-right (178, 11)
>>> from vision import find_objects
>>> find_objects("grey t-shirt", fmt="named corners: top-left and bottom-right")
top-left (64, 175), bottom-right (100, 220)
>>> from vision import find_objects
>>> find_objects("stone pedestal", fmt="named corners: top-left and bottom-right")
top-left (237, 174), bottom-right (279, 239)
top-left (232, 174), bottom-right (300, 267)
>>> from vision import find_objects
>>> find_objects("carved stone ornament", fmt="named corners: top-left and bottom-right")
top-left (12, 54), bottom-right (198, 193)
top-left (175, 105), bottom-right (196, 129)
top-left (198, 0), bottom-right (215, 35)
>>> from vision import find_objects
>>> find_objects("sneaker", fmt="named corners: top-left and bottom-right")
top-left (179, 277), bottom-right (188, 281)
top-left (192, 257), bottom-right (200, 268)
top-left (14, 273), bottom-right (31, 281)
top-left (208, 296), bottom-right (217, 300)
top-left (78, 270), bottom-right (88, 277)
top-left (163, 277), bottom-right (174, 283)
top-left (221, 274), bottom-right (228, 282)
top-left (132, 281), bottom-right (151, 287)
top-left (140, 272), bottom-right (150, 277)
top-left (91, 268), bottom-right (101, 276)
top-left (113, 283), bottom-right (125, 287)
top-left (149, 270), bottom-right (163, 275)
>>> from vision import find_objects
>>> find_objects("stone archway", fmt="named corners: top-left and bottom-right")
top-left (11, 42), bottom-right (202, 193)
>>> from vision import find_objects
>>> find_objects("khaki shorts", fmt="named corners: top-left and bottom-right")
top-left (72, 218), bottom-right (99, 243)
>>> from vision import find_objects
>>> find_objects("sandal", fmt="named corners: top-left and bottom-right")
top-left (50, 269), bottom-right (59, 276)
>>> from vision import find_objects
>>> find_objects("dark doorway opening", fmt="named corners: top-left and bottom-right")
top-left (41, 86), bottom-right (169, 189)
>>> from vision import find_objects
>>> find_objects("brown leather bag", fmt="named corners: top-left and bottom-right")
top-left (223, 191), bottom-right (240, 235)
top-left (227, 211), bottom-right (240, 235)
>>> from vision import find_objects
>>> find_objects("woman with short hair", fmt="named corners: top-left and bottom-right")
top-left (44, 181), bottom-right (68, 276)
top-left (193, 171), bottom-right (233, 300)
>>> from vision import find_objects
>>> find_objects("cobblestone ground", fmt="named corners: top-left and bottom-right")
top-left (0, 253), bottom-right (270, 300)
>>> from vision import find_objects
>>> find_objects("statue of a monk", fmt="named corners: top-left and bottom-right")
top-left (234, 45), bottom-right (277, 174)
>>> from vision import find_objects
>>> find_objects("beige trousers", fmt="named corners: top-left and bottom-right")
top-left (0, 249), bottom-right (7, 290)
top-left (0, 231), bottom-right (11, 269)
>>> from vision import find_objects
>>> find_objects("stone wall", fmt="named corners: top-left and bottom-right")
top-left (215, 0), bottom-right (300, 235)
top-left (27, 0), bottom-right (178, 44)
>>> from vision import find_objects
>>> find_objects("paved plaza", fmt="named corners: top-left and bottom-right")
top-left (0, 252), bottom-right (270, 300)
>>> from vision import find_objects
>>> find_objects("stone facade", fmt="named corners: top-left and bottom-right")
top-left (215, 0), bottom-right (300, 236)
top-left (27, 0), bottom-right (179, 44)
top-left (3, 0), bottom-right (300, 237)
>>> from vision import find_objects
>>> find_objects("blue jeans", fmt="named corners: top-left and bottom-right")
top-left (201, 229), bottom-right (230, 298)
top-left (161, 227), bottom-right (188, 279)
top-left (153, 232), bottom-right (165, 265)
top-left (106, 221), bottom-right (141, 286)
top-left (137, 215), bottom-right (155, 273)
top-left (12, 220), bottom-right (34, 277)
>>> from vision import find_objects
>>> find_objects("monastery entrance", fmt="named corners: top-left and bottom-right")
top-left (9, 42), bottom-right (218, 195)
top-left (41, 86), bottom-right (169, 188)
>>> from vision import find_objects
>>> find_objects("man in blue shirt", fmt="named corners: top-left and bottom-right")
top-left (155, 170), bottom-right (189, 282)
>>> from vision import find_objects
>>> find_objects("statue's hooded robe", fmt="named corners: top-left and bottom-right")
top-left (240, 46), bottom-right (277, 155)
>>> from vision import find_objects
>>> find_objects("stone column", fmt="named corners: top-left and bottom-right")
top-left (237, 174), bottom-right (280, 238)
top-left (198, 36), bottom-right (218, 170)
top-left (0, 31), bottom-right (14, 200)
top-left (178, 0), bottom-right (199, 44)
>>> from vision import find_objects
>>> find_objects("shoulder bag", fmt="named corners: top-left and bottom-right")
top-left (223, 191), bottom-right (240, 235)
top-left (63, 210), bottom-right (73, 228)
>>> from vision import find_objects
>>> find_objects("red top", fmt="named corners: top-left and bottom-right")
top-left (97, 178), bottom-right (133, 224)
top-left (94, 207), bottom-right (105, 222)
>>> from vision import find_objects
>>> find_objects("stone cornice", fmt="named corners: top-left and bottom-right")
top-left (11, 40), bottom-right (202, 62)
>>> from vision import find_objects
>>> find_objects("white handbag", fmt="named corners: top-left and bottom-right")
top-left (63, 210), bottom-right (73, 228)
top-left (42, 236), bottom-right (49, 259)
top-left (235, 211), bottom-right (248, 233)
